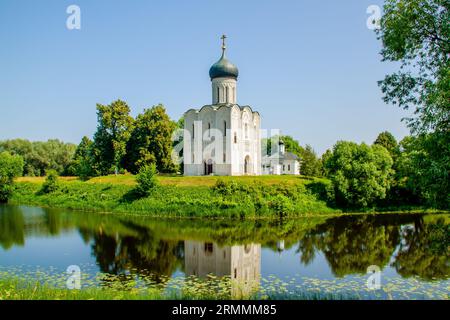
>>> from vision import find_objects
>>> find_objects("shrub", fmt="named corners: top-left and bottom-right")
top-left (0, 151), bottom-right (24, 202)
top-left (323, 141), bottom-right (393, 208)
top-left (269, 194), bottom-right (293, 218)
top-left (306, 180), bottom-right (336, 206)
top-left (40, 170), bottom-right (60, 194)
top-left (135, 164), bottom-right (159, 197)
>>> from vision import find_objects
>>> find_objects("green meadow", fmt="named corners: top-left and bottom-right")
top-left (10, 175), bottom-right (341, 218)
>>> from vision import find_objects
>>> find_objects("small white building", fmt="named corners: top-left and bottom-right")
top-left (183, 36), bottom-right (261, 176)
top-left (262, 139), bottom-right (301, 175)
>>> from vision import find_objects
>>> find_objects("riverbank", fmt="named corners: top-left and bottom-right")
top-left (10, 175), bottom-right (340, 218)
top-left (0, 275), bottom-right (359, 300)
top-left (9, 175), bottom-right (442, 218)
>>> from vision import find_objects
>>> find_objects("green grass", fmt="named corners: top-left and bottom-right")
top-left (10, 174), bottom-right (339, 218)
top-left (11, 174), bottom-right (443, 218)
top-left (17, 174), bottom-right (317, 187)
top-left (0, 274), bottom-right (360, 301)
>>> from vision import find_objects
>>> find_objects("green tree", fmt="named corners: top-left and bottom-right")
top-left (124, 105), bottom-right (176, 174)
top-left (0, 139), bottom-right (76, 176)
top-left (92, 100), bottom-right (134, 175)
top-left (396, 133), bottom-right (449, 208)
top-left (40, 170), bottom-right (60, 194)
top-left (135, 164), bottom-right (159, 197)
top-left (300, 145), bottom-right (323, 177)
top-left (323, 141), bottom-right (394, 208)
top-left (68, 136), bottom-right (95, 180)
top-left (377, 0), bottom-right (449, 134)
top-left (374, 131), bottom-right (399, 157)
top-left (0, 151), bottom-right (24, 202)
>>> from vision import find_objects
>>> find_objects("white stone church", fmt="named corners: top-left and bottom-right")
top-left (183, 36), bottom-right (299, 176)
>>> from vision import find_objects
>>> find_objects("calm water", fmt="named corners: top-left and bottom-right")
top-left (0, 204), bottom-right (448, 299)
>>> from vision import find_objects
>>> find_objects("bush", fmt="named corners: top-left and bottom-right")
top-left (269, 194), bottom-right (293, 218)
top-left (0, 151), bottom-right (24, 202)
top-left (135, 164), bottom-right (159, 197)
top-left (323, 141), bottom-right (393, 208)
top-left (40, 170), bottom-right (60, 194)
top-left (306, 180), bottom-right (336, 207)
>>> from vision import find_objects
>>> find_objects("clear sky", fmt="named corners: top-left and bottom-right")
top-left (0, 0), bottom-right (411, 155)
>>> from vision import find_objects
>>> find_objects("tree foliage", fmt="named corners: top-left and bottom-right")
top-left (374, 131), bottom-right (399, 157)
top-left (0, 139), bottom-right (76, 176)
top-left (124, 105), bottom-right (176, 174)
top-left (323, 141), bottom-right (394, 208)
top-left (135, 164), bottom-right (159, 197)
top-left (377, 0), bottom-right (449, 133)
top-left (300, 145), bottom-right (323, 177)
top-left (40, 170), bottom-right (60, 194)
top-left (396, 132), bottom-right (449, 208)
top-left (92, 100), bottom-right (134, 175)
top-left (0, 151), bottom-right (24, 202)
top-left (67, 136), bottom-right (95, 180)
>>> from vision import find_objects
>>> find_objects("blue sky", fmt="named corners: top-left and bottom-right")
top-left (0, 0), bottom-right (410, 154)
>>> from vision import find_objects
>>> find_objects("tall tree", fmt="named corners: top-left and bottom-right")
top-left (92, 100), bottom-right (134, 175)
top-left (377, 1), bottom-right (449, 209)
top-left (374, 131), bottom-right (399, 157)
top-left (300, 145), bottom-right (323, 177)
top-left (0, 151), bottom-right (24, 202)
top-left (124, 105), bottom-right (176, 174)
top-left (377, 0), bottom-right (449, 133)
top-left (68, 136), bottom-right (95, 179)
top-left (396, 133), bottom-right (450, 208)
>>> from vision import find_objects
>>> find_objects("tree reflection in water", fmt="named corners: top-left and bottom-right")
top-left (296, 215), bottom-right (449, 280)
top-left (0, 205), bottom-right (448, 281)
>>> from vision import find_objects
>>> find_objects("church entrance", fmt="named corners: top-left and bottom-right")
top-left (244, 156), bottom-right (251, 175)
top-left (204, 159), bottom-right (213, 175)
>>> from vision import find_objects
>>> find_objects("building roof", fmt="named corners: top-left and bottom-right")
top-left (262, 152), bottom-right (300, 163)
top-left (209, 35), bottom-right (239, 80)
top-left (185, 104), bottom-right (260, 116)
top-left (209, 55), bottom-right (239, 80)
top-left (281, 152), bottom-right (299, 161)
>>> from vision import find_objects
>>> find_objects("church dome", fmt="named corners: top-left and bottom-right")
top-left (209, 35), bottom-right (239, 80)
top-left (209, 56), bottom-right (239, 80)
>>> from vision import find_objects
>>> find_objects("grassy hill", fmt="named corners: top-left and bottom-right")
top-left (11, 174), bottom-right (339, 218)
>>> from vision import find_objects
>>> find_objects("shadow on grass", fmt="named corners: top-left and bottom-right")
top-left (119, 188), bottom-right (143, 204)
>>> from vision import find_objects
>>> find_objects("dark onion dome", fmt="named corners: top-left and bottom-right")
top-left (209, 55), bottom-right (239, 79)
top-left (209, 35), bottom-right (239, 80)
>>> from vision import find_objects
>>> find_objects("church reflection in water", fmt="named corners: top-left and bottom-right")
top-left (184, 241), bottom-right (261, 297)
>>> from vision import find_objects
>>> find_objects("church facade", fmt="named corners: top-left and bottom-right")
top-left (183, 36), bottom-right (261, 176)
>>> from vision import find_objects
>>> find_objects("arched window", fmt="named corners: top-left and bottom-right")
top-left (208, 122), bottom-right (211, 137)
top-left (223, 121), bottom-right (227, 136)
top-left (234, 132), bottom-right (237, 144)
top-left (192, 124), bottom-right (195, 139)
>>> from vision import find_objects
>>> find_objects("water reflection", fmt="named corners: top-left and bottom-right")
top-left (0, 205), bottom-right (448, 283)
top-left (185, 241), bottom-right (260, 297)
